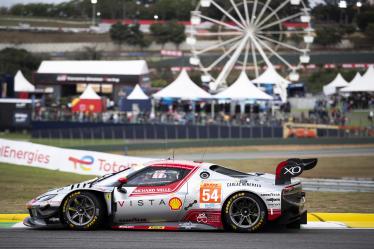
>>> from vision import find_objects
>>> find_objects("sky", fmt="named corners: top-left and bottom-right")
top-left (0, 0), bottom-right (326, 8)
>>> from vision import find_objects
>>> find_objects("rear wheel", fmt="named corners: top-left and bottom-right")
top-left (62, 191), bottom-right (106, 230)
top-left (223, 192), bottom-right (267, 233)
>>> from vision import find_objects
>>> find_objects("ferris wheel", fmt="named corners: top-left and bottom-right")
top-left (187, 0), bottom-right (314, 92)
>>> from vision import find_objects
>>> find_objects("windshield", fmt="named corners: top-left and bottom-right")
top-left (91, 167), bottom-right (132, 186)
top-left (209, 165), bottom-right (249, 178)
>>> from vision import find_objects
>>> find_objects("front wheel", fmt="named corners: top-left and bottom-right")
top-left (62, 191), bottom-right (106, 230)
top-left (223, 192), bottom-right (267, 233)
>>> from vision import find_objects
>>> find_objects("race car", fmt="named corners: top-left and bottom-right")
top-left (24, 158), bottom-right (317, 232)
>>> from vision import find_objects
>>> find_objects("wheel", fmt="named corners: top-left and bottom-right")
top-left (223, 192), bottom-right (267, 232)
top-left (61, 191), bottom-right (106, 230)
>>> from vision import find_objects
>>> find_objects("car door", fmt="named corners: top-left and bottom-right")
top-left (113, 166), bottom-right (190, 224)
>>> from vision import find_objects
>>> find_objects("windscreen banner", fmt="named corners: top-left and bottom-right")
top-left (0, 138), bottom-right (154, 175)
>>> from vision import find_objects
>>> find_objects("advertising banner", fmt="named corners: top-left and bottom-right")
top-left (0, 138), bottom-right (154, 175)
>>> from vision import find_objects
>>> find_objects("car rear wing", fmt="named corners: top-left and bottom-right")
top-left (275, 158), bottom-right (317, 185)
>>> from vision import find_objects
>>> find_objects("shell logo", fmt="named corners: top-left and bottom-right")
top-left (168, 197), bottom-right (183, 211)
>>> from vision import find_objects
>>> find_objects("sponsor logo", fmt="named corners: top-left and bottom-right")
top-left (261, 193), bottom-right (280, 197)
top-left (69, 155), bottom-right (94, 171)
top-left (179, 222), bottom-right (197, 230)
top-left (117, 199), bottom-right (167, 208)
top-left (266, 198), bottom-right (281, 202)
top-left (118, 218), bottom-right (147, 223)
top-left (283, 166), bottom-right (302, 176)
top-left (148, 226), bottom-right (165, 230)
top-left (0, 146), bottom-right (50, 165)
top-left (196, 213), bottom-right (208, 224)
top-left (227, 180), bottom-right (261, 188)
top-left (169, 197), bottom-right (183, 211)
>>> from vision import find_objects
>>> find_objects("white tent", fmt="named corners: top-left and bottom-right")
top-left (341, 66), bottom-right (374, 92)
top-left (323, 73), bottom-right (349, 95)
top-left (252, 67), bottom-right (290, 103)
top-left (37, 60), bottom-right (149, 75)
top-left (14, 70), bottom-right (35, 92)
top-left (153, 69), bottom-right (211, 100)
top-left (127, 84), bottom-right (149, 100)
top-left (79, 85), bottom-right (101, 99)
top-left (215, 72), bottom-right (273, 100)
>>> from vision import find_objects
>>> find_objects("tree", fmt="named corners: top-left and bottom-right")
top-left (365, 23), bottom-right (374, 43)
top-left (150, 23), bottom-right (169, 48)
top-left (314, 26), bottom-right (343, 46)
top-left (357, 11), bottom-right (374, 31)
top-left (110, 22), bottom-right (128, 47)
top-left (0, 48), bottom-right (41, 79)
top-left (167, 21), bottom-right (186, 50)
top-left (109, 22), bottom-right (149, 49)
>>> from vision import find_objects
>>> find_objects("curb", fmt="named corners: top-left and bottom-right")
top-left (0, 214), bottom-right (28, 223)
top-left (310, 213), bottom-right (374, 228)
top-left (1, 213), bottom-right (374, 228)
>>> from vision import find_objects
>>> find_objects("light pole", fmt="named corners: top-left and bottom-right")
top-left (91, 0), bottom-right (97, 27)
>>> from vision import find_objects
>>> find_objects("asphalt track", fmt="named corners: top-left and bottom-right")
top-left (1, 228), bottom-right (374, 249)
top-left (159, 147), bottom-right (374, 161)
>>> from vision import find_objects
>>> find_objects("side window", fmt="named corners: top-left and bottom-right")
top-left (127, 167), bottom-right (189, 186)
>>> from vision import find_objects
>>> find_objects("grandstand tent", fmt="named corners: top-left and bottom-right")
top-left (71, 85), bottom-right (104, 113)
top-left (14, 70), bottom-right (35, 92)
top-left (215, 72), bottom-right (273, 100)
top-left (121, 84), bottom-right (151, 112)
top-left (323, 73), bottom-right (349, 95)
top-left (341, 66), bottom-right (374, 92)
top-left (153, 69), bottom-right (211, 100)
top-left (252, 67), bottom-right (290, 103)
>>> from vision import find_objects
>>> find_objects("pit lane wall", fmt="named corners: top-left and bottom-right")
top-left (0, 138), bottom-right (154, 175)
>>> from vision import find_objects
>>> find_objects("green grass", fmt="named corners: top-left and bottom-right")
top-left (0, 163), bottom-right (93, 213)
top-left (0, 15), bottom-right (90, 28)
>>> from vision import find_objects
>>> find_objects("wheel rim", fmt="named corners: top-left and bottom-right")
top-left (66, 195), bottom-right (96, 226)
top-left (229, 196), bottom-right (261, 229)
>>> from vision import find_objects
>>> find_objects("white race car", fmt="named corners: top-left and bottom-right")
top-left (24, 158), bottom-right (317, 232)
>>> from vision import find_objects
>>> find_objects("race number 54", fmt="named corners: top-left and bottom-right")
top-left (200, 183), bottom-right (222, 203)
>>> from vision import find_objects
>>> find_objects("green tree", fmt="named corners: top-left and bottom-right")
top-left (150, 23), bottom-right (170, 48)
top-left (314, 26), bottom-right (343, 46)
top-left (0, 48), bottom-right (41, 80)
top-left (167, 21), bottom-right (186, 50)
top-left (109, 22), bottom-right (149, 49)
top-left (364, 23), bottom-right (374, 43)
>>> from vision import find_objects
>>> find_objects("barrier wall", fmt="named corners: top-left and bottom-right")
top-left (31, 122), bottom-right (284, 139)
top-left (0, 138), bottom-right (154, 175)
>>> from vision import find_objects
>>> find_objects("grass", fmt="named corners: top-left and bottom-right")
top-left (0, 163), bottom-right (93, 213)
top-left (0, 15), bottom-right (90, 28)
top-left (0, 31), bottom-right (110, 44)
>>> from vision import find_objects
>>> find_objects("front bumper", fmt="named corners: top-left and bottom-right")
top-left (24, 205), bottom-right (62, 228)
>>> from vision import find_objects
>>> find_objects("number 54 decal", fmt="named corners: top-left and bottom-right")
top-left (200, 183), bottom-right (222, 203)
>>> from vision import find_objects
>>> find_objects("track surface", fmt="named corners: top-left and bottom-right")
top-left (160, 147), bottom-right (374, 161)
top-left (1, 229), bottom-right (374, 249)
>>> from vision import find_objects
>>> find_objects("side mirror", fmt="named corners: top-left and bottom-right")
top-left (117, 177), bottom-right (128, 194)
top-left (118, 177), bottom-right (128, 184)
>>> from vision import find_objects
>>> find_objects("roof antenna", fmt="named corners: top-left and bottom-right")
top-left (172, 149), bottom-right (175, 161)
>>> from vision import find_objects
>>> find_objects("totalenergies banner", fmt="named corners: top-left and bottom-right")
top-left (0, 138), bottom-right (154, 175)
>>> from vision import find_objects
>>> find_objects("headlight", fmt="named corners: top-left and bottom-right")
top-left (36, 194), bottom-right (57, 202)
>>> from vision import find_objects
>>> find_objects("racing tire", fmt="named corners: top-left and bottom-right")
top-left (61, 191), bottom-right (106, 230)
top-left (223, 192), bottom-right (267, 233)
